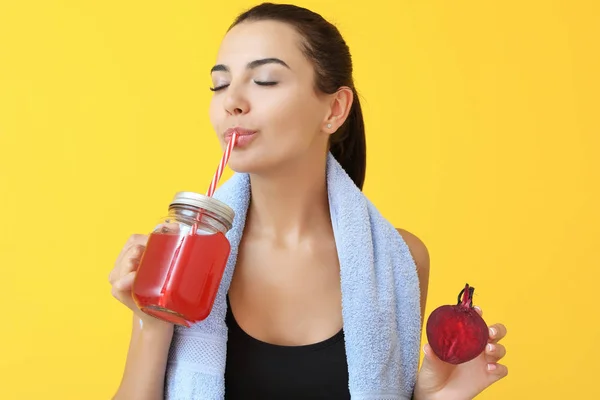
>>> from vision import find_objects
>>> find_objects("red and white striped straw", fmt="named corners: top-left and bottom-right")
top-left (189, 132), bottom-right (238, 236)
top-left (206, 132), bottom-right (238, 197)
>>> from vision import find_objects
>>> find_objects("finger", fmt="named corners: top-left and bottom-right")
top-left (488, 323), bottom-right (508, 343)
top-left (113, 271), bottom-right (137, 292)
top-left (108, 266), bottom-right (118, 284)
top-left (421, 343), bottom-right (455, 374)
top-left (154, 223), bottom-right (181, 234)
top-left (109, 251), bottom-right (140, 284)
top-left (474, 305), bottom-right (482, 316)
top-left (121, 248), bottom-right (143, 275)
top-left (485, 343), bottom-right (506, 363)
top-left (115, 234), bottom-right (149, 269)
top-left (486, 362), bottom-right (508, 382)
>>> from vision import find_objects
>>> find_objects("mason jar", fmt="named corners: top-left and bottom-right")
top-left (132, 191), bottom-right (235, 327)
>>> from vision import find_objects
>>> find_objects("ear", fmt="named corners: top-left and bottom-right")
top-left (322, 86), bottom-right (354, 134)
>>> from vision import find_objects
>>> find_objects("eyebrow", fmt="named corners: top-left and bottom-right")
top-left (210, 58), bottom-right (290, 73)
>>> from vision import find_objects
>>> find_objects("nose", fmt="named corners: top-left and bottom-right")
top-left (223, 87), bottom-right (250, 116)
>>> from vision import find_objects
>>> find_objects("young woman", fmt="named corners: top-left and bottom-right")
top-left (109, 3), bottom-right (508, 399)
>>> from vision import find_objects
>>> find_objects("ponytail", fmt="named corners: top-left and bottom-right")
top-left (330, 88), bottom-right (367, 190)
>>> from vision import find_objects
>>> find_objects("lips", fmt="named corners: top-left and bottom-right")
top-left (224, 127), bottom-right (257, 147)
top-left (224, 127), bottom-right (256, 140)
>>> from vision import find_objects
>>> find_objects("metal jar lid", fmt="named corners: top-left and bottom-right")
top-left (169, 191), bottom-right (235, 229)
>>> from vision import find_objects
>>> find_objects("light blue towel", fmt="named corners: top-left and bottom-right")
top-left (164, 152), bottom-right (422, 399)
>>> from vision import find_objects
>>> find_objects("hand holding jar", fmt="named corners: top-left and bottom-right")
top-left (109, 192), bottom-right (234, 328)
top-left (108, 232), bottom-right (173, 332)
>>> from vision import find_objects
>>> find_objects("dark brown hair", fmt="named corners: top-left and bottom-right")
top-left (229, 2), bottom-right (367, 190)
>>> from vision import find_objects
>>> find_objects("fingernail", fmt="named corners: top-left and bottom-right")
top-left (487, 343), bottom-right (495, 352)
top-left (474, 306), bottom-right (481, 312)
top-left (422, 344), bottom-right (428, 355)
top-left (487, 363), bottom-right (497, 371)
top-left (489, 327), bottom-right (496, 337)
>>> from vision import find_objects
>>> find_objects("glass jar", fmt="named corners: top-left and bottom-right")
top-left (132, 191), bottom-right (235, 327)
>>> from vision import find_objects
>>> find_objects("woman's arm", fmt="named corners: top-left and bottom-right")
top-left (397, 229), bottom-right (431, 331)
top-left (112, 315), bottom-right (174, 400)
top-left (397, 229), bottom-right (431, 400)
top-left (402, 229), bottom-right (509, 400)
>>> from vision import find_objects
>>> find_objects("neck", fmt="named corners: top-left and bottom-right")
top-left (246, 151), bottom-right (331, 242)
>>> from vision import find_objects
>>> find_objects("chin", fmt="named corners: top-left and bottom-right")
top-left (228, 147), bottom-right (292, 177)
top-left (227, 150), bottom-right (268, 175)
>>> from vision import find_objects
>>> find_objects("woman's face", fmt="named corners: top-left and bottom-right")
top-left (209, 20), bottom-right (332, 174)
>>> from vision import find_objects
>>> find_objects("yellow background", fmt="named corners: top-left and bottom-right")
top-left (1, 0), bottom-right (598, 398)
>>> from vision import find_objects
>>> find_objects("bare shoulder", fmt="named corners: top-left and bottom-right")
top-left (396, 228), bottom-right (430, 272)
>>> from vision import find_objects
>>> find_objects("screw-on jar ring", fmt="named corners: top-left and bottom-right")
top-left (169, 192), bottom-right (235, 231)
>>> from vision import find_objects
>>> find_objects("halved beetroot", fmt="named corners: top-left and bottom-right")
top-left (425, 283), bottom-right (489, 364)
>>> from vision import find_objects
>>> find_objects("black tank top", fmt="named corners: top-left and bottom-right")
top-left (224, 297), bottom-right (351, 399)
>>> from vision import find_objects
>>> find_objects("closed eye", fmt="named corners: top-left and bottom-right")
top-left (209, 84), bottom-right (229, 92)
top-left (210, 81), bottom-right (278, 92)
top-left (254, 81), bottom-right (278, 86)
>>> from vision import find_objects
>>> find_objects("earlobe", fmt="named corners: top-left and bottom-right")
top-left (322, 121), bottom-right (334, 135)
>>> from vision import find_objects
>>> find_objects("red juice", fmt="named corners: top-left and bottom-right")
top-left (132, 231), bottom-right (231, 327)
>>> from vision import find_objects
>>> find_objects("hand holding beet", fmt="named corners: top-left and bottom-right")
top-left (414, 284), bottom-right (509, 400)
